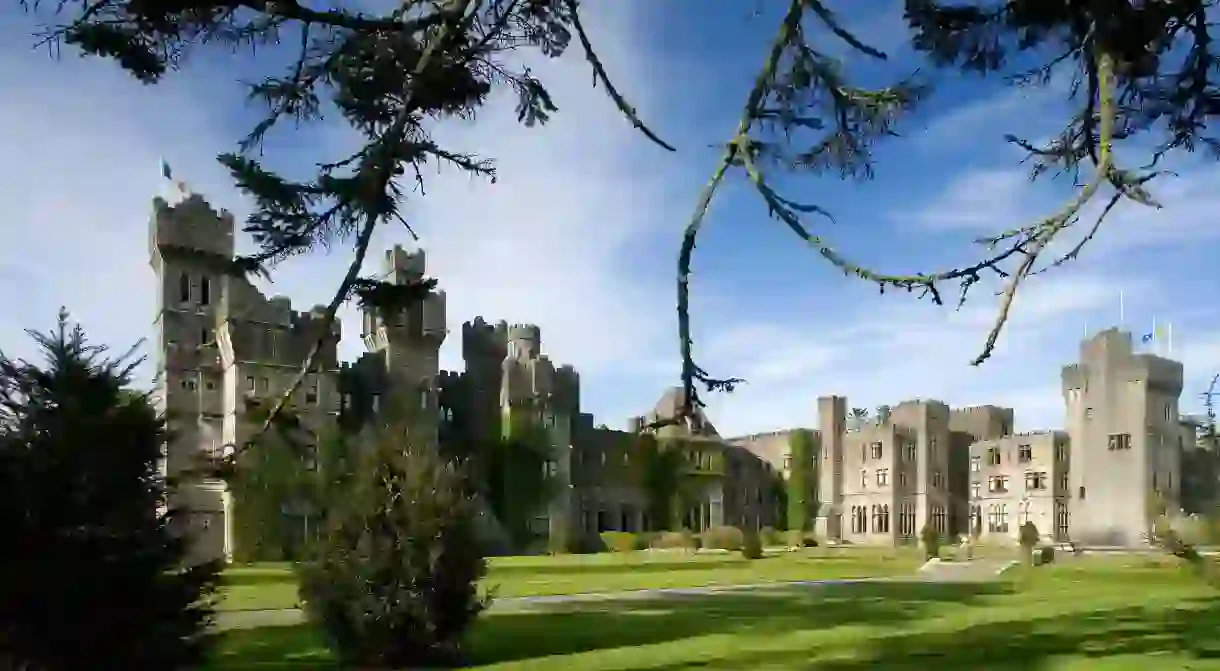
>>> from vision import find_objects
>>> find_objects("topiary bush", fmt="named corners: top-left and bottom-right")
top-left (0, 313), bottom-right (221, 670)
top-left (600, 531), bottom-right (639, 553)
top-left (296, 422), bottom-right (488, 668)
top-left (740, 529), bottom-right (764, 560)
top-left (652, 530), bottom-right (698, 551)
top-left (1036, 544), bottom-right (1056, 565)
top-left (1019, 521), bottom-right (1040, 564)
top-left (702, 525), bottom-right (744, 551)
top-left (920, 523), bottom-right (941, 560)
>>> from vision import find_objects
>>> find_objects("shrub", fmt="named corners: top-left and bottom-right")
top-left (741, 529), bottom-right (764, 560)
top-left (0, 313), bottom-right (220, 670)
top-left (1037, 545), bottom-right (1056, 565)
top-left (600, 532), bottom-right (639, 553)
top-left (759, 526), bottom-right (780, 546)
top-left (652, 530), bottom-right (698, 550)
top-left (1019, 522), bottom-right (1040, 563)
top-left (297, 422), bottom-right (488, 668)
top-left (920, 523), bottom-right (941, 560)
top-left (702, 525), bottom-right (745, 550)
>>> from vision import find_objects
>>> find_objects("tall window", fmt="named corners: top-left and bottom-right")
top-left (871, 505), bottom-right (890, 533)
top-left (178, 272), bottom-right (191, 303)
top-left (852, 506), bottom-right (867, 534)
top-left (905, 441), bottom-right (917, 462)
top-left (987, 447), bottom-right (1001, 466)
top-left (970, 481), bottom-right (981, 499)
top-left (931, 506), bottom-right (946, 533)
top-left (1055, 501), bottom-right (1069, 539)
top-left (988, 475), bottom-right (1009, 493)
top-left (987, 504), bottom-right (1009, 533)
top-left (870, 442), bottom-right (883, 460)
top-left (199, 276), bottom-right (211, 306)
top-left (1018, 444), bottom-right (1032, 463)
top-left (876, 469), bottom-right (889, 486)
top-left (970, 455), bottom-right (981, 472)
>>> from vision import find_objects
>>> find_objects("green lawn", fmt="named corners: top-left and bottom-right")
top-left (217, 549), bottom-right (923, 611)
top-left (208, 558), bottom-right (1220, 670)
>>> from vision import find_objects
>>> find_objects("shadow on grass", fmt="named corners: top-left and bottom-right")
top-left (210, 581), bottom-right (1005, 669)
top-left (644, 597), bottom-right (1220, 670)
top-left (465, 581), bottom-right (1008, 665)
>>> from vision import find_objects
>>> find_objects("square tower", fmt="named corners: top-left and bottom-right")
top-left (1062, 328), bottom-right (1184, 545)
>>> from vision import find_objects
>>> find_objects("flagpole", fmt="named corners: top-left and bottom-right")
top-left (1119, 290), bottom-right (1126, 328)
top-left (1168, 321), bottom-right (1174, 357)
top-left (1151, 316), bottom-right (1158, 355)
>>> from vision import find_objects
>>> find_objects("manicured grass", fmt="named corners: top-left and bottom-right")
top-left (217, 548), bottom-right (923, 612)
top-left (208, 559), bottom-right (1220, 670)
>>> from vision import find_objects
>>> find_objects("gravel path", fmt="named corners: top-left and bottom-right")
top-left (213, 578), bottom-right (877, 631)
top-left (214, 559), bottom-right (1016, 631)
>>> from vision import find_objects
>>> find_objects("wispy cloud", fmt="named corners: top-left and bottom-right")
top-left (0, 3), bottom-right (687, 421)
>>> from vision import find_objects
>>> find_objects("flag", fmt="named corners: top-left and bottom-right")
top-left (1140, 319), bottom-right (1173, 354)
top-left (160, 158), bottom-right (189, 194)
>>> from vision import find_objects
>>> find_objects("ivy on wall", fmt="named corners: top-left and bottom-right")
top-left (785, 429), bottom-right (816, 533)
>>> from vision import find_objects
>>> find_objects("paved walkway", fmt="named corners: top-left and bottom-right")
top-left (214, 559), bottom-right (1016, 631)
top-left (213, 578), bottom-right (876, 630)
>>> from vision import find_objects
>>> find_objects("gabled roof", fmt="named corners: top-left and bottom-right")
top-left (651, 386), bottom-right (721, 439)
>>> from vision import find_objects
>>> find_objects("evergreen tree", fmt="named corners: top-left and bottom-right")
top-left (0, 310), bottom-right (220, 670)
top-left (297, 419), bottom-right (488, 667)
top-left (24, 2), bottom-right (1219, 432)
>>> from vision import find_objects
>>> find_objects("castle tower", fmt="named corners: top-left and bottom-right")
top-left (148, 194), bottom-right (236, 562)
top-left (500, 324), bottom-right (544, 441)
top-left (360, 245), bottom-right (447, 443)
top-left (817, 395), bottom-right (847, 541)
top-left (1063, 328), bottom-right (1184, 545)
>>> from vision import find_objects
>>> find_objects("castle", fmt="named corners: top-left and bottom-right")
top-left (150, 194), bottom-right (1215, 563)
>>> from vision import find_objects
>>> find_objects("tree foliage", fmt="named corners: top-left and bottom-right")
top-left (23, 0), bottom-right (670, 451)
top-left (786, 429), bottom-right (816, 533)
top-left (24, 0), bottom-right (1220, 434)
top-left (633, 433), bottom-right (690, 531)
top-left (0, 310), bottom-right (220, 670)
top-left (297, 419), bottom-right (488, 668)
top-left (484, 421), bottom-right (557, 549)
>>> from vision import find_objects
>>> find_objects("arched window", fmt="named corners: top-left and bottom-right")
top-left (199, 276), bottom-right (211, 306)
top-left (178, 273), bottom-right (191, 303)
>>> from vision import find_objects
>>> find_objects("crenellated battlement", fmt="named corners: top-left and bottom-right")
top-left (149, 194), bottom-right (236, 262)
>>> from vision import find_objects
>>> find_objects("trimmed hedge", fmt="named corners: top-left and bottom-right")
top-left (652, 529), bottom-right (699, 550)
top-left (599, 532), bottom-right (639, 553)
top-left (701, 526), bottom-right (744, 551)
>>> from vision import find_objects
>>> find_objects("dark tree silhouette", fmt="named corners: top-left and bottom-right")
top-left (0, 310), bottom-right (220, 670)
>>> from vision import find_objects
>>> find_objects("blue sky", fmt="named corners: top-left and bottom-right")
top-left (2, 1), bottom-right (1219, 436)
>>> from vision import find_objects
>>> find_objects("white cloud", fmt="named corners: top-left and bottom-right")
top-left (701, 268), bottom-right (1160, 437)
top-left (0, 3), bottom-right (685, 408)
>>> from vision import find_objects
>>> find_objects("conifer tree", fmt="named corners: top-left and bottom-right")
top-left (0, 310), bottom-right (220, 670)
top-left (23, 1), bottom-right (1220, 432)
top-left (297, 418), bottom-right (488, 667)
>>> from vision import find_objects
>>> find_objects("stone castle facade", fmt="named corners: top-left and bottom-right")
top-left (151, 194), bottom-right (1214, 563)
